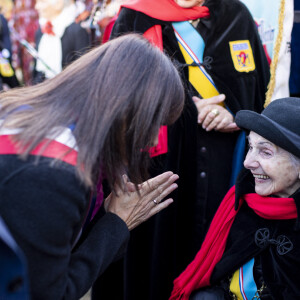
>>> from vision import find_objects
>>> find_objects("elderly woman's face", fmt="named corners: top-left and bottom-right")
top-left (244, 131), bottom-right (300, 197)
top-left (174, 0), bottom-right (205, 8)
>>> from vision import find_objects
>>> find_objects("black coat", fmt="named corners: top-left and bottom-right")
top-left (93, 1), bottom-right (270, 299)
top-left (0, 153), bottom-right (129, 299)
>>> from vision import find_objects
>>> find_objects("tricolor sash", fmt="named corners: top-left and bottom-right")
top-left (172, 21), bottom-right (245, 185)
top-left (172, 21), bottom-right (220, 99)
top-left (230, 258), bottom-right (258, 300)
top-left (0, 126), bottom-right (78, 166)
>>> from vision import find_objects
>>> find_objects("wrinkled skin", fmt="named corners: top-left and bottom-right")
top-left (244, 131), bottom-right (300, 197)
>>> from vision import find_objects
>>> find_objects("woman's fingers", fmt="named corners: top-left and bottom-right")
top-left (218, 122), bottom-right (240, 133)
top-left (192, 94), bottom-right (225, 107)
top-left (105, 172), bottom-right (179, 231)
top-left (139, 172), bottom-right (178, 197)
top-left (201, 106), bottom-right (235, 131)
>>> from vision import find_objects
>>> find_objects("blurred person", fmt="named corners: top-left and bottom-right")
top-left (0, 13), bottom-right (19, 90)
top-left (170, 97), bottom-right (300, 300)
top-left (93, 0), bottom-right (270, 299)
top-left (0, 34), bottom-right (184, 299)
top-left (33, 0), bottom-right (91, 83)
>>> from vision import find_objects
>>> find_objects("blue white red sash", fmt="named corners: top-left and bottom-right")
top-left (0, 126), bottom-right (78, 166)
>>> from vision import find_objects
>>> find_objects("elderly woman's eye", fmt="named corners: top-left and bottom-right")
top-left (262, 150), bottom-right (272, 156)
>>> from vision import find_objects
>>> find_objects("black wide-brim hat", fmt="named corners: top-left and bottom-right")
top-left (235, 97), bottom-right (300, 159)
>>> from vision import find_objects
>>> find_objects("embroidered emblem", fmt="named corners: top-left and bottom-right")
top-left (229, 40), bottom-right (255, 72)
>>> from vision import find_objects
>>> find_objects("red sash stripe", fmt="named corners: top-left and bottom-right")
top-left (0, 135), bottom-right (78, 166)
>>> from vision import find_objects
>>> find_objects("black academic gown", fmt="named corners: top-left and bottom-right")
top-left (93, 0), bottom-right (270, 299)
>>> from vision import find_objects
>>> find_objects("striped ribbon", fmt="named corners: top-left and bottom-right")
top-left (0, 126), bottom-right (78, 166)
top-left (230, 258), bottom-right (258, 300)
top-left (172, 21), bottom-right (219, 99)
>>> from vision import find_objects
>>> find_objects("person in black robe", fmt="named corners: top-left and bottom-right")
top-left (92, 0), bottom-right (270, 299)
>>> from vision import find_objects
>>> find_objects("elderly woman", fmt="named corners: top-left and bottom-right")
top-left (170, 97), bottom-right (300, 300)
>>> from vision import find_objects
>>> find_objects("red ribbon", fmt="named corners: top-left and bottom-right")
top-left (41, 21), bottom-right (55, 36)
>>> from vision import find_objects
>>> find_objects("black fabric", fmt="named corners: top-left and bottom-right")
top-left (0, 154), bottom-right (129, 299)
top-left (209, 170), bottom-right (300, 299)
top-left (93, 1), bottom-right (270, 299)
top-left (33, 22), bottom-right (91, 83)
top-left (236, 97), bottom-right (300, 159)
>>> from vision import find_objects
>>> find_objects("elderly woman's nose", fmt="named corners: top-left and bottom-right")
top-left (244, 151), bottom-right (259, 169)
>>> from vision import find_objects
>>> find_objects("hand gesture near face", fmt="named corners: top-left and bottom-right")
top-left (104, 172), bottom-right (179, 230)
top-left (192, 94), bottom-right (240, 132)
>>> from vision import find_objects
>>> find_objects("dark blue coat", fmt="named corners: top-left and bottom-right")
top-left (0, 216), bottom-right (30, 300)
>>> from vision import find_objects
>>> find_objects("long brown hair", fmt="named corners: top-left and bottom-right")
top-left (0, 34), bottom-right (184, 188)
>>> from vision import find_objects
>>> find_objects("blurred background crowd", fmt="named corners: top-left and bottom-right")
top-left (0, 0), bottom-right (299, 94)
top-left (0, 0), bottom-right (124, 88)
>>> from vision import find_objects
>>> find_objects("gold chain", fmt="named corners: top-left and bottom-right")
top-left (252, 283), bottom-right (266, 300)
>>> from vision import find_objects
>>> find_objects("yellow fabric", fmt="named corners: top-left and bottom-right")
top-left (229, 40), bottom-right (255, 73)
top-left (230, 269), bottom-right (243, 300)
top-left (178, 42), bottom-right (219, 99)
top-left (264, 0), bottom-right (285, 107)
top-left (0, 57), bottom-right (14, 77)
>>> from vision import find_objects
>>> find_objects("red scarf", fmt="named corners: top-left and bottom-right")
top-left (121, 0), bottom-right (210, 21)
top-left (121, 0), bottom-right (210, 50)
top-left (169, 185), bottom-right (297, 300)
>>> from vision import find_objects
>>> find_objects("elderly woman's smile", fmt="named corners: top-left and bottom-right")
top-left (244, 132), bottom-right (300, 197)
top-left (174, 0), bottom-right (205, 8)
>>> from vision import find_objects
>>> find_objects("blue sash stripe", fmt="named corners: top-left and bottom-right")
top-left (172, 21), bottom-right (217, 88)
top-left (239, 258), bottom-right (257, 300)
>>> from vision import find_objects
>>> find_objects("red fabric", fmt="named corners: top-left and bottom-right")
top-left (143, 25), bottom-right (163, 51)
top-left (102, 15), bottom-right (118, 44)
top-left (121, 0), bottom-right (210, 21)
top-left (41, 21), bottom-right (55, 35)
top-left (149, 125), bottom-right (168, 157)
top-left (0, 135), bottom-right (78, 166)
top-left (169, 185), bottom-right (297, 300)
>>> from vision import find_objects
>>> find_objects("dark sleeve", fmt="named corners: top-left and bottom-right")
top-left (61, 23), bottom-right (91, 67)
top-left (0, 14), bottom-right (12, 55)
top-left (0, 159), bottom-right (129, 300)
top-left (110, 7), bottom-right (157, 39)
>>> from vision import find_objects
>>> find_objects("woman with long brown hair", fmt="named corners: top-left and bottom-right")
top-left (0, 34), bottom-right (184, 299)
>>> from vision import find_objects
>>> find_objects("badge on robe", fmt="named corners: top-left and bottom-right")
top-left (229, 40), bottom-right (255, 72)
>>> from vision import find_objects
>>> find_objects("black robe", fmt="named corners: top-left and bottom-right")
top-left (93, 1), bottom-right (270, 299)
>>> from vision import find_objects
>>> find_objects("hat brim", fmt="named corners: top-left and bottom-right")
top-left (236, 110), bottom-right (300, 158)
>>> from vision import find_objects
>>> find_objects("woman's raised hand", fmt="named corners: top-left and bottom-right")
top-left (104, 172), bottom-right (179, 230)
